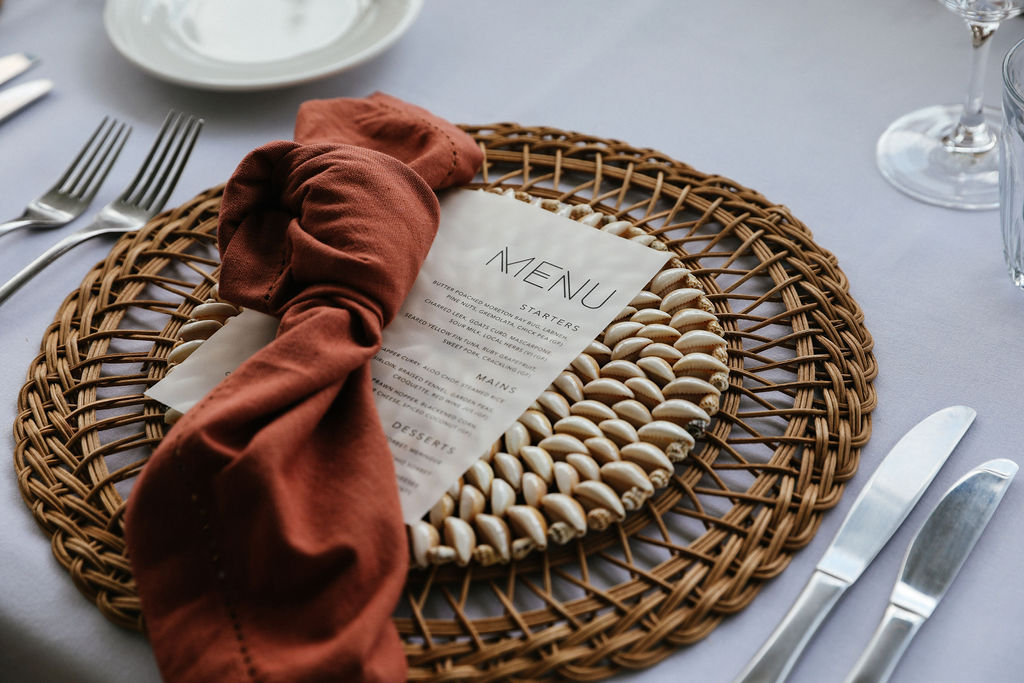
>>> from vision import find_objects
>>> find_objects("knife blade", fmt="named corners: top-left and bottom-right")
top-left (0, 79), bottom-right (53, 124)
top-left (734, 405), bottom-right (976, 683)
top-left (0, 53), bottom-right (37, 87)
top-left (844, 458), bottom-right (1017, 683)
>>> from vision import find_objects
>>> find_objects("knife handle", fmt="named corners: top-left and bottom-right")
top-left (734, 569), bottom-right (848, 683)
top-left (843, 603), bottom-right (924, 683)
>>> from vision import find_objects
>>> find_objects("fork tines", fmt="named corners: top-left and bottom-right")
top-left (123, 111), bottom-right (204, 212)
top-left (58, 116), bottom-right (131, 202)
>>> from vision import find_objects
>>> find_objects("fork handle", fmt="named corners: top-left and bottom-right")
top-left (0, 231), bottom-right (98, 305)
top-left (0, 217), bottom-right (48, 238)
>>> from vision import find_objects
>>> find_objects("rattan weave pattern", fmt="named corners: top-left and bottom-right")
top-left (12, 123), bottom-right (876, 680)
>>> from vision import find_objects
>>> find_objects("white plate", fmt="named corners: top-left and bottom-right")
top-left (103, 0), bottom-right (423, 91)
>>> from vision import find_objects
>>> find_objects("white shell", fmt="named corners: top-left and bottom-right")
top-left (583, 377), bottom-right (635, 405)
top-left (636, 356), bottom-right (676, 385)
top-left (659, 288), bottom-right (705, 315)
top-left (600, 461), bottom-right (655, 511)
top-left (465, 460), bottom-right (494, 496)
top-left (490, 478), bottom-right (516, 517)
top-left (537, 433), bottom-right (589, 458)
top-left (429, 493), bottom-right (455, 528)
top-left (584, 436), bottom-right (621, 464)
top-left (637, 420), bottom-right (697, 451)
top-left (521, 471), bottom-right (548, 507)
top-left (570, 353), bottom-right (601, 383)
top-left (537, 390), bottom-right (572, 420)
top-left (584, 340), bottom-right (612, 363)
top-left (662, 376), bottom-right (721, 413)
top-left (669, 308), bottom-right (720, 334)
top-left (191, 301), bottom-right (240, 323)
top-left (648, 267), bottom-right (693, 296)
top-left (167, 339), bottom-right (204, 365)
top-left (572, 479), bottom-right (627, 522)
top-left (603, 321), bottom-right (644, 348)
top-left (458, 484), bottom-right (487, 522)
top-left (610, 336), bottom-right (653, 361)
top-left (553, 461), bottom-right (581, 494)
top-left (630, 308), bottom-right (672, 325)
top-left (540, 493), bottom-right (588, 542)
top-left (637, 323), bottom-right (681, 344)
top-left (520, 446), bottom-right (554, 484)
top-left (566, 452), bottom-right (602, 481)
top-left (553, 371), bottom-right (585, 403)
top-left (493, 451), bottom-right (524, 491)
top-left (651, 399), bottom-right (712, 428)
top-left (638, 342), bottom-right (684, 363)
top-left (612, 306), bottom-right (638, 324)
top-left (519, 410), bottom-right (553, 440)
top-left (600, 359), bottom-right (646, 381)
top-left (553, 415), bottom-right (603, 441)
top-left (673, 352), bottom-right (731, 391)
top-left (474, 514), bottom-right (511, 564)
top-left (672, 329), bottom-right (728, 361)
top-left (629, 290), bottom-right (662, 309)
top-left (426, 545), bottom-right (457, 565)
top-left (443, 516), bottom-right (477, 567)
top-left (503, 421), bottom-right (530, 456)
top-left (570, 399), bottom-right (618, 422)
top-left (599, 418), bottom-right (640, 446)
top-left (601, 219), bottom-right (633, 236)
top-left (507, 505), bottom-right (548, 550)
top-left (611, 399), bottom-right (653, 427)
top-left (620, 441), bottom-right (674, 475)
top-left (178, 319), bottom-right (222, 342)
top-left (409, 520), bottom-right (440, 569)
top-left (624, 377), bottom-right (666, 408)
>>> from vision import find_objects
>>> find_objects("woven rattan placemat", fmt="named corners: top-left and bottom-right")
top-left (13, 123), bottom-right (876, 680)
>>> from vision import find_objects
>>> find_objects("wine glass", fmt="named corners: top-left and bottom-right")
top-left (876, 0), bottom-right (1024, 210)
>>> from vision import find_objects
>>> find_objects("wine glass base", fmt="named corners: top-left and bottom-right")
top-left (876, 103), bottom-right (1002, 210)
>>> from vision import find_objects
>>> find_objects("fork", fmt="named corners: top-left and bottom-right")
top-left (0, 110), bottom-right (203, 306)
top-left (0, 116), bottom-right (131, 239)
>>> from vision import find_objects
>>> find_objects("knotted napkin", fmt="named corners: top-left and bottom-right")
top-left (125, 93), bottom-right (483, 682)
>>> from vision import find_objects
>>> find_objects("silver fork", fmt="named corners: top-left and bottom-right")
top-left (0, 116), bottom-right (131, 239)
top-left (0, 111), bottom-right (203, 306)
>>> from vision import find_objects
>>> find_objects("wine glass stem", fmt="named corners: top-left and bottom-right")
top-left (944, 21), bottom-right (999, 154)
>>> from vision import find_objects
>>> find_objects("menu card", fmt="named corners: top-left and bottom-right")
top-left (147, 189), bottom-right (668, 524)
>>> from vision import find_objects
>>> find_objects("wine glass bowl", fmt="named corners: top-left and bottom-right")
top-left (876, 0), bottom-right (1024, 209)
top-left (941, 0), bottom-right (1023, 24)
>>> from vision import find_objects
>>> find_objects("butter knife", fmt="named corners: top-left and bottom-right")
top-left (734, 405), bottom-right (976, 683)
top-left (0, 78), bottom-right (52, 124)
top-left (844, 458), bottom-right (1017, 683)
top-left (0, 53), bottom-right (36, 87)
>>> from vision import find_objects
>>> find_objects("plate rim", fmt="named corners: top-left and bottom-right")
top-left (102, 0), bottom-right (424, 91)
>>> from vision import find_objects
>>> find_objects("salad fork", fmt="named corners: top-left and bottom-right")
top-left (0, 110), bottom-right (203, 306)
top-left (0, 116), bottom-right (130, 239)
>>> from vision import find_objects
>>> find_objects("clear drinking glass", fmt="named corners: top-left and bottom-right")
top-left (877, 0), bottom-right (1024, 210)
top-left (1000, 37), bottom-right (1024, 287)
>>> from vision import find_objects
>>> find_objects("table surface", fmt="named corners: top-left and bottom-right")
top-left (3, 2), bottom-right (1024, 682)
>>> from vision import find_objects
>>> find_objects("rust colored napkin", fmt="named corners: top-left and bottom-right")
top-left (125, 93), bottom-right (482, 682)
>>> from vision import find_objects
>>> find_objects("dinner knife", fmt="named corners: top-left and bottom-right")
top-left (0, 53), bottom-right (36, 87)
top-left (0, 78), bottom-right (52, 124)
top-left (844, 457), bottom-right (1017, 683)
top-left (734, 405), bottom-right (976, 683)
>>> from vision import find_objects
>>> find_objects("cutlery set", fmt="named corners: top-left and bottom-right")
top-left (736, 406), bottom-right (1016, 682)
top-left (0, 94), bottom-right (203, 306)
